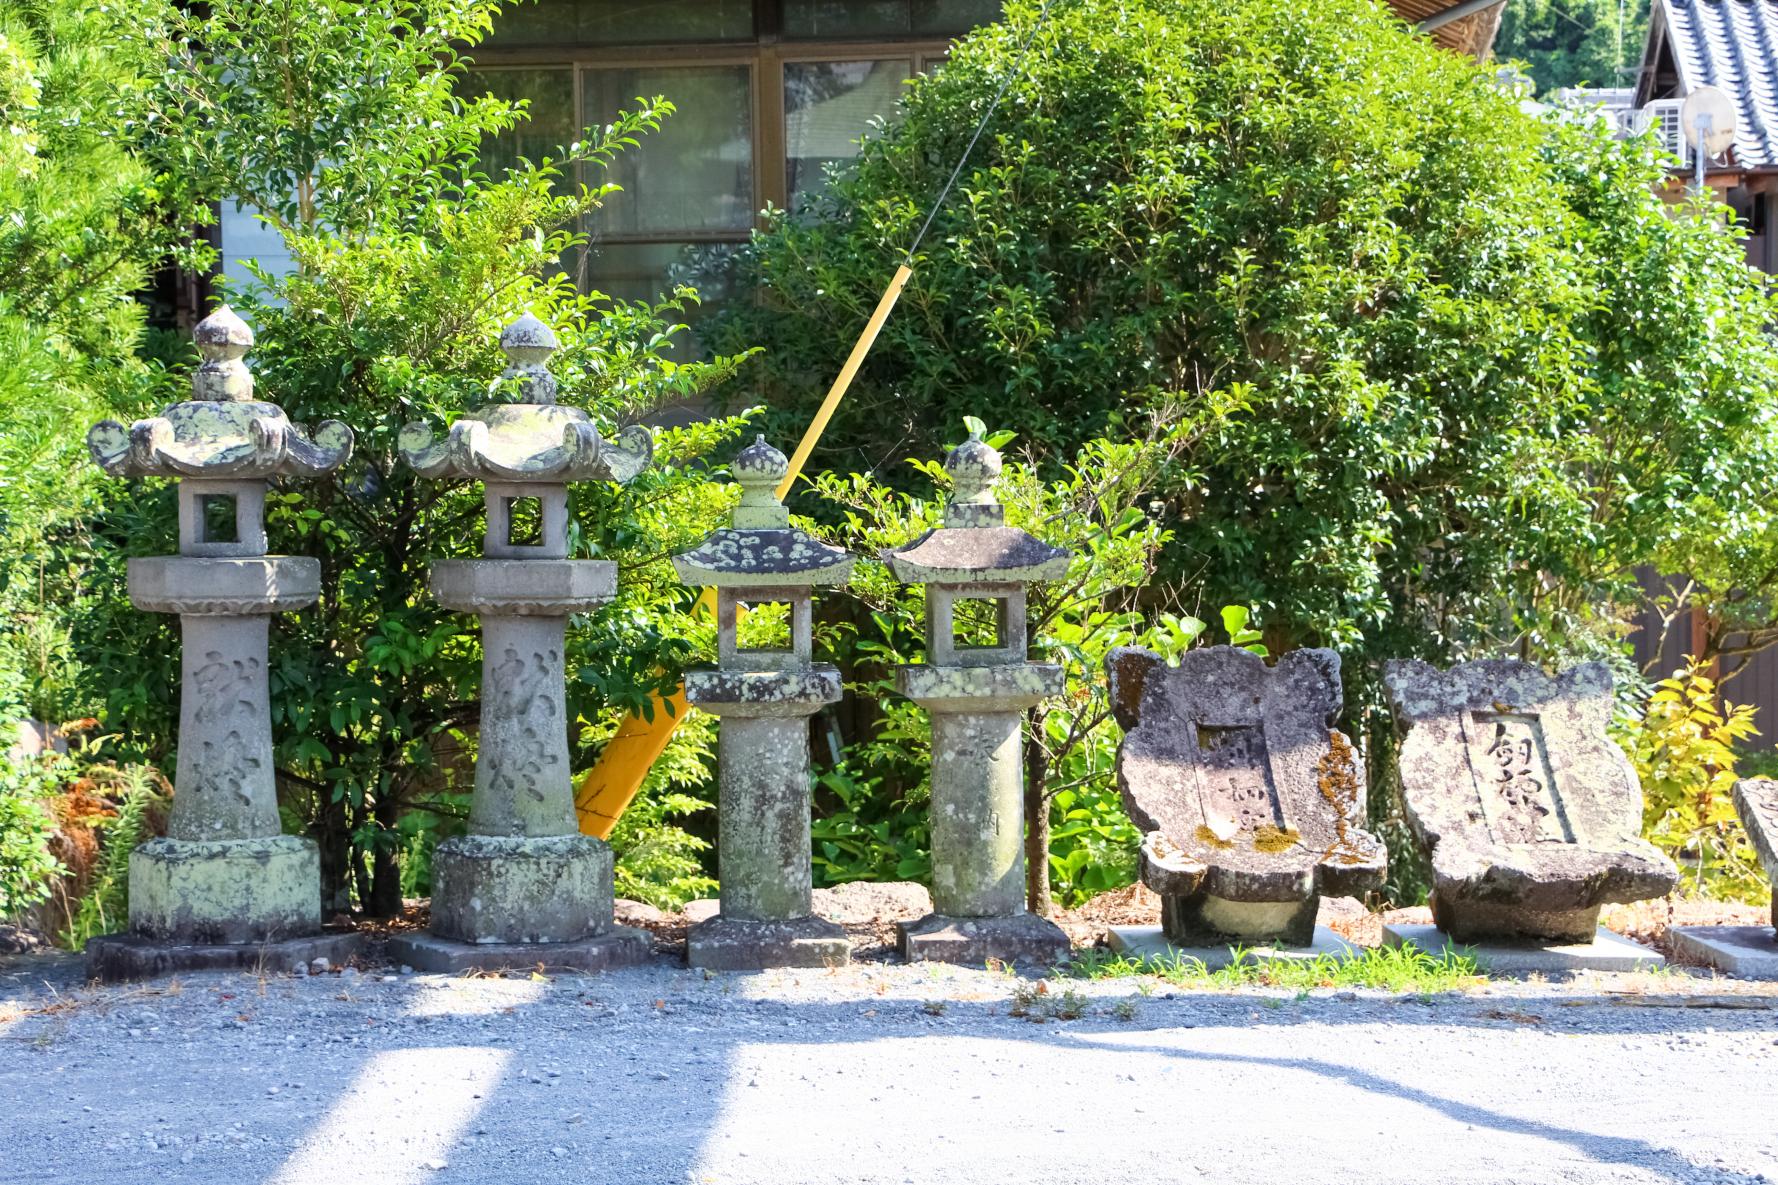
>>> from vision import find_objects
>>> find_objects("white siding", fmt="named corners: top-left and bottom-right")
top-left (218, 202), bottom-right (294, 293)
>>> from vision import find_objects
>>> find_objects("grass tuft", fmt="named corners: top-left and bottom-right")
top-left (1061, 943), bottom-right (1483, 993)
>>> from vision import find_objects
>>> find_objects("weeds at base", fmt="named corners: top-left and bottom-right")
top-left (1061, 944), bottom-right (1484, 993)
top-left (1008, 979), bottom-right (1089, 1022)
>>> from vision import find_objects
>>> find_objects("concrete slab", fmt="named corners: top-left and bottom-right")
top-left (385, 927), bottom-right (651, 974)
top-left (1106, 924), bottom-right (1357, 969)
top-left (84, 931), bottom-right (363, 983)
top-left (1383, 923), bottom-right (1663, 974)
top-left (1667, 925), bottom-right (1778, 979)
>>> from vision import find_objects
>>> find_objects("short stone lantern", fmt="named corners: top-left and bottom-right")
top-left (387, 312), bottom-right (654, 973)
top-left (882, 428), bottom-right (1073, 965)
top-left (83, 306), bottom-right (359, 981)
top-left (672, 437), bottom-right (854, 969)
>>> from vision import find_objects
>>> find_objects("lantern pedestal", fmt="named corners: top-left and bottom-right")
top-left (386, 558), bottom-right (651, 973)
top-left (894, 664), bottom-right (1069, 966)
top-left (684, 667), bottom-right (849, 971)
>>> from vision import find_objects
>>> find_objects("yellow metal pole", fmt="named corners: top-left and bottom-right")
top-left (576, 264), bottom-right (915, 838)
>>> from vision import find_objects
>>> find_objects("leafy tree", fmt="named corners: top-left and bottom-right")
top-left (1495, 0), bottom-right (1649, 93)
top-left (0, 0), bottom-right (205, 722)
top-left (81, 0), bottom-right (755, 914)
top-left (0, 0), bottom-right (206, 912)
top-left (710, 0), bottom-right (1778, 740)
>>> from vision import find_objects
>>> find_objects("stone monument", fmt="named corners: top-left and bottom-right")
top-left (881, 429), bottom-right (1072, 964)
top-left (387, 313), bottom-right (653, 973)
top-left (1667, 777), bottom-right (1778, 978)
top-left (672, 437), bottom-right (853, 969)
top-left (83, 306), bottom-right (359, 980)
top-left (1384, 659), bottom-right (1677, 971)
top-left (1104, 645), bottom-right (1385, 963)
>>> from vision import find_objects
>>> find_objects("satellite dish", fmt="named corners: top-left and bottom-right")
top-left (1681, 86), bottom-right (1738, 158)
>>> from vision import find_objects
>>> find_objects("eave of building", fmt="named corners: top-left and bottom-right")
top-left (1390, 0), bottom-right (1508, 58)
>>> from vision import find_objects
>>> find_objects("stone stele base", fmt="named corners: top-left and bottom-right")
top-left (898, 912), bottom-right (1071, 966)
top-left (1667, 926), bottom-right (1778, 979)
top-left (1109, 924), bottom-right (1357, 969)
top-left (129, 835), bottom-right (322, 945)
top-left (385, 928), bottom-right (651, 975)
top-left (686, 914), bottom-right (850, 971)
top-left (1383, 922), bottom-right (1664, 974)
top-left (85, 931), bottom-right (362, 984)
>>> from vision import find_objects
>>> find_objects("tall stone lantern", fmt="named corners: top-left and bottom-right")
top-left (388, 313), bottom-right (654, 973)
top-left (83, 306), bottom-right (359, 981)
top-left (882, 429), bottom-right (1073, 965)
top-left (672, 437), bottom-right (854, 969)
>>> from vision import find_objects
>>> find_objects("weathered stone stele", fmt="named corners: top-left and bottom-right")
top-left (881, 429), bottom-right (1072, 965)
top-left (1384, 659), bottom-right (1678, 944)
top-left (1661, 776), bottom-right (1778, 977)
top-left (1733, 778), bottom-right (1778, 935)
top-left (1107, 646), bottom-right (1385, 946)
top-left (83, 306), bottom-right (360, 981)
top-left (387, 313), bottom-right (651, 973)
top-left (672, 437), bottom-right (854, 970)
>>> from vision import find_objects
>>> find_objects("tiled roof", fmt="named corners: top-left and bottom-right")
top-left (1647, 0), bottom-right (1778, 167)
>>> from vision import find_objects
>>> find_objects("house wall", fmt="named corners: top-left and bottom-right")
top-left (217, 203), bottom-right (293, 293)
top-left (1630, 564), bottom-right (1778, 739)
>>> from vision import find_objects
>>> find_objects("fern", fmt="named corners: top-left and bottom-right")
top-left (62, 764), bottom-right (166, 947)
top-left (608, 711), bottom-right (718, 909)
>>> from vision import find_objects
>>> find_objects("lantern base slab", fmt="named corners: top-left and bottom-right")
top-left (386, 928), bottom-right (652, 974)
top-left (1383, 923), bottom-right (1664, 974)
top-left (686, 913), bottom-right (850, 970)
top-left (84, 930), bottom-right (361, 983)
top-left (897, 911), bottom-right (1070, 967)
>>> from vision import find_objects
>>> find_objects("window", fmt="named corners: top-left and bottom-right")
top-left (484, 0), bottom-right (753, 47)
top-left (456, 0), bottom-right (1000, 334)
top-left (783, 0), bottom-right (1002, 38)
top-left (462, 68), bottom-right (576, 180)
top-left (784, 59), bottom-right (911, 206)
top-left (583, 64), bottom-right (755, 237)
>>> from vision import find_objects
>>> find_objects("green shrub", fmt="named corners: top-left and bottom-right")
top-left (0, 752), bottom-right (63, 917)
top-left (606, 711), bottom-right (719, 910)
top-left (1618, 660), bottom-right (1767, 901)
top-left (0, 0), bottom-right (205, 725)
top-left (58, 761), bottom-right (167, 947)
top-left (711, 0), bottom-right (1778, 678)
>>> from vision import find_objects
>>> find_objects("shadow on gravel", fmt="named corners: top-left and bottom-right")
top-left (2, 956), bottom-right (1773, 1185)
top-left (1053, 1029), bottom-right (1771, 1185)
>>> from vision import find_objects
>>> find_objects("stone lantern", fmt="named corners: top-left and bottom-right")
top-left (672, 437), bottom-right (854, 969)
top-left (882, 429), bottom-right (1073, 965)
top-left (83, 306), bottom-right (358, 980)
top-left (387, 312), bottom-right (653, 973)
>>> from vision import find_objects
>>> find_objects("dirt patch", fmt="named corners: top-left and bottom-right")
top-left (811, 881), bottom-right (932, 924)
top-left (283, 889), bottom-right (1775, 969)
top-left (1603, 897), bottom-right (1770, 961)
top-left (1053, 882), bottom-right (1161, 947)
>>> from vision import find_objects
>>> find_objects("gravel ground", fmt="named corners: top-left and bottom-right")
top-left (2, 950), bottom-right (1777, 1185)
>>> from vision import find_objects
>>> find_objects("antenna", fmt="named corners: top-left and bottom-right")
top-left (1680, 85), bottom-right (1737, 192)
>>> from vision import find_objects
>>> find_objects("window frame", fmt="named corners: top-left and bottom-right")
top-left (466, 38), bottom-right (953, 234)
